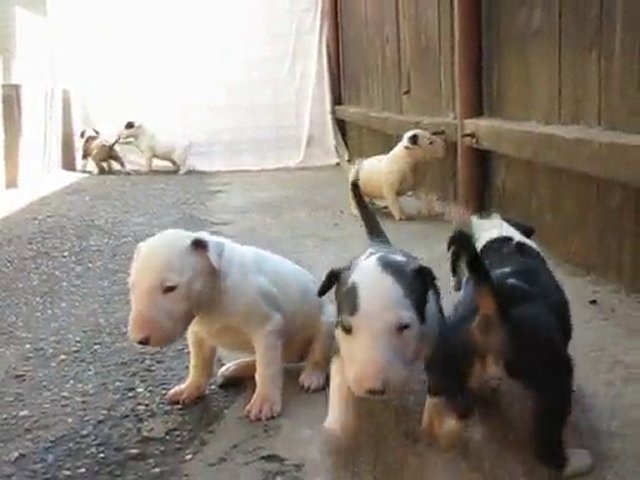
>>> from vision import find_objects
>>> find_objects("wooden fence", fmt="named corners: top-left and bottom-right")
top-left (330, 0), bottom-right (640, 292)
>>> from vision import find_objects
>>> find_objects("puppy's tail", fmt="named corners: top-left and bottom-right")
top-left (350, 167), bottom-right (391, 246)
top-left (109, 136), bottom-right (121, 149)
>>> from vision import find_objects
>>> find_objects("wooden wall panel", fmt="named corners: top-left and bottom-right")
top-left (559, 0), bottom-right (602, 126)
top-left (601, 0), bottom-right (640, 133)
top-left (483, 0), bottom-right (560, 123)
top-left (398, 0), bottom-right (450, 116)
top-left (336, 0), bottom-right (640, 291)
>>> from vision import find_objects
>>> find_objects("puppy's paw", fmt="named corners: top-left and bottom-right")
top-left (298, 367), bottom-right (328, 392)
top-left (166, 381), bottom-right (206, 406)
top-left (323, 411), bottom-right (355, 438)
top-left (421, 397), bottom-right (465, 451)
top-left (563, 448), bottom-right (594, 478)
top-left (244, 390), bottom-right (282, 422)
top-left (391, 211), bottom-right (407, 221)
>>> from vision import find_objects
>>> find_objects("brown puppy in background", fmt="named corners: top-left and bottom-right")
top-left (348, 129), bottom-right (446, 221)
top-left (79, 128), bottom-right (128, 174)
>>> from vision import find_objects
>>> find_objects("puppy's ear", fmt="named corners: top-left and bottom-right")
top-left (129, 241), bottom-right (145, 281)
top-left (190, 235), bottom-right (225, 269)
top-left (504, 217), bottom-right (535, 239)
top-left (318, 267), bottom-right (345, 297)
top-left (415, 265), bottom-right (444, 352)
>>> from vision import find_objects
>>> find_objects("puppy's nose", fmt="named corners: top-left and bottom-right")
top-left (136, 335), bottom-right (151, 346)
top-left (365, 387), bottom-right (386, 397)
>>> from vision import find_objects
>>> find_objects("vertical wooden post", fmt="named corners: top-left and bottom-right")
top-left (324, 0), bottom-right (342, 105)
top-left (3, 84), bottom-right (22, 189)
top-left (454, 0), bottom-right (483, 213)
top-left (61, 88), bottom-right (76, 171)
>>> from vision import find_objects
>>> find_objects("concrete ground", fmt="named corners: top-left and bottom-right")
top-left (0, 166), bottom-right (638, 480)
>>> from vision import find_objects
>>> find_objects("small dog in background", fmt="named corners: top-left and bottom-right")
top-left (118, 121), bottom-right (191, 174)
top-left (79, 128), bottom-right (128, 174)
top-left (348, 129), bottom-right (447, 221)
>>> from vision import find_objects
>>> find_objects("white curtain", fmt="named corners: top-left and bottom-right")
top-left (49, 0), bottom-right (343, 171)
top-left (12, 5), bottom-right (61, 184)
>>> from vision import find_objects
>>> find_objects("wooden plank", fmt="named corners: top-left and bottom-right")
top-left (559, 0), bottom-right (602, 126)
top-left (439, 0), bottom-right (455, 115)
top-left (338, 0), bottom-right (366, 107)
top-left (398, 0), bottom-right (444, 115)
top-left (561, 172), bottom-right (601, 272)
top-left (60, 88), bottom-right (76, 171)
top-left (361, 0), bottom-right (402, 112)
top-left (597, 181), bottom-right (626, 282)
top-left (601, 0), bottom-right (640, 133)
top-left (324, 0), bottom-right (342, 105)
top-left (2, 84), bottom-right (21, 189)
top-left (633, 189), bottom-right (640, 292)
top-left (334, 105), bottom-right (457, 137)
top-left (483, 0), bottom-right (560, 123)
top-left (617, 184), bottom-right (637, 288)
top-left (464, 117), bottom-right (640, 187)
top-left (344, 124), bottom-right (398, 160)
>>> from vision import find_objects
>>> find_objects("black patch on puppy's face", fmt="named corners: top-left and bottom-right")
top-left (339, 282), bottom-right (359, 317)
top-left (376, 253), bottom-right (436, 324)
top-left (124, 121), bottom-right (136, 130)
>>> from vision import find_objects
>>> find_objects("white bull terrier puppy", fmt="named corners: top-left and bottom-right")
top-left (118, 121), bottom-right (191, 174)
top-left (127, 229), bottom-right (334, 421)
top-left (349, 129), bottom-right (447, 221)
top-left (317, 174), bottom-right (443, 434)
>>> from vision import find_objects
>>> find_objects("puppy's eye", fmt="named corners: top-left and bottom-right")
top-left (162, 285), bottom-right (178, 294)
top-left (396, 322), bottom-right (412, 334)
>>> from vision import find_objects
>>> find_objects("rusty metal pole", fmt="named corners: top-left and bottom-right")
top-left (454, 0), bottom-right (483, 214)
top-left (324, 0), bottom-right (342, 106)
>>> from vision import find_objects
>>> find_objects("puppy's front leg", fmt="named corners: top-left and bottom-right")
top-left (245, 322), bottom-right (284, 421)
top-left (531, 367), bottom-right (593, 477)
top-left (166, 158), bottom-right (181, 173)
top-left (144, 155), bottom-right (154, 172)
top-left (323, 356), bottom-right (355, 435)
top-left (299, 315), bottom-right (333, 392)
top-left (421, 395), bottom-right (465, 450)
top-left (166, 326), bottom-right (216, 405)
top-left (383, 185), bottom-right (406, 221)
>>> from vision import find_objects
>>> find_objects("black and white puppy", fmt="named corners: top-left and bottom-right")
top-left (422, 213), bottom-right (592, 478)
top-left (317, 175), bottom-right (442, 433)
